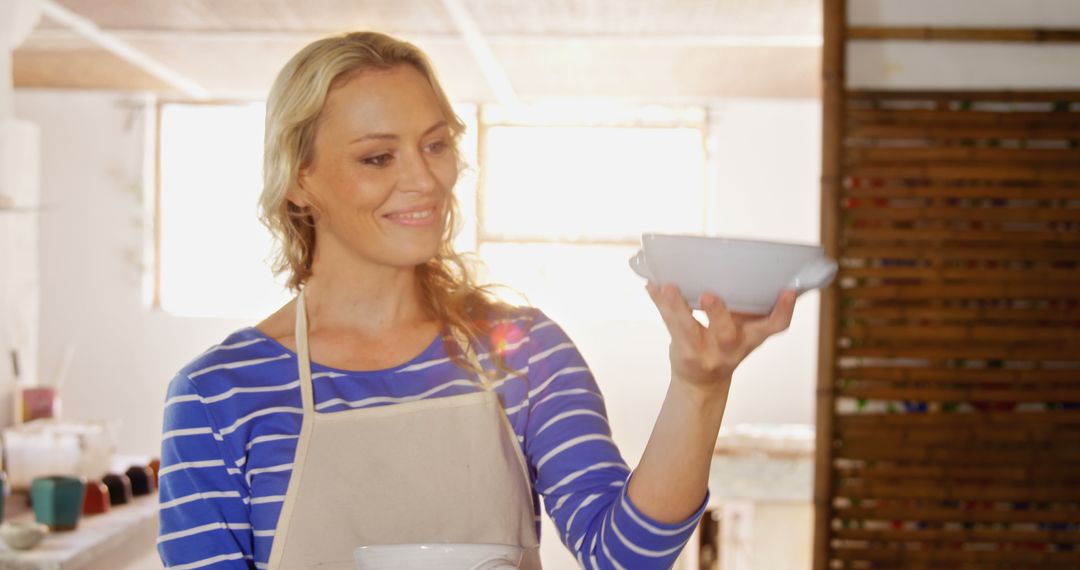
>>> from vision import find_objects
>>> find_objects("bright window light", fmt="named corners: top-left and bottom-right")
top-left (477, 242), bottom-right (654, 322)
top-left (481, 126), bottom-right (705, 242)
top-left (475, 117), bottom-right (706, 323)
top-left (158, 102), bottom-right (289, 318)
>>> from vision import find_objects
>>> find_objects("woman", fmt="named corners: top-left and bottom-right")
top-left (158, 31), bottom-right (797, 570)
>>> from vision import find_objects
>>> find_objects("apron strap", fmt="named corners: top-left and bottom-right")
top-left (295, 289), bottom-right (316, 413)
top-left (451, 326), bottom-right (494, 391)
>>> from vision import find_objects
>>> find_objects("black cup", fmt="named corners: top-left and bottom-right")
top-left (102, 473), bottom-right (133, 506)
top-left (125, 466), bottom-right (154, 496)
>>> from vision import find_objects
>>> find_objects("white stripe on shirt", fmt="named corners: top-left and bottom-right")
top-left (609, 513), bottom-right (685, 558)
top-left (543, 462), bottom-right (627, 496)
top-left (528, 366), bottom-right (588, 399)
top-left (599, 515), bottom-right (630, 570)
top-left (168, 552), bottom-right (247, 570)
top-left (532, 388), bottom-right (602, 412)
top-left (159, 459), bottom-right (226, 478)
top-left (245, 463), bottom-right (294, 486)
top-left (536, 434), bottom-right (614, 471)
top-left (535, 409), bottom-right (608, 436)
top-left (203, 337), bottom-right (266, 354)
top-left (618, 489), bottom-right (700, 535)
top-left (528, 342), bottom-right (574, 365)
top-left (245, 433), bottom-right (300, 453)
top-left (249, 495), bottom-right (286, 505)
top-left (161, 427), bottom-right (217, 441)
top-left (164, 394), bottom-right (201, 408)
top-left (315, 379), bottom-right (477, 411)
top-left (218, 406), bottom-right (304, 436)
top-left (491, 365), bottom-right (530, 389)
top-left (531, 320), bottom-right (556, 333)
top-left (158, 522), bottom-right (252, 544)
top-left (160, 491), bottom-right (243, 511)
top-left (564, 492), bottom-right (603, 543)
top-left (189, 354), bottom-right (291, 379)
top-left (203, 379), bottom-right (302, 404)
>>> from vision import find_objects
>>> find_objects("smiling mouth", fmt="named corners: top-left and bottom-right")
top-left (385, 208), bottom-right (437, 225)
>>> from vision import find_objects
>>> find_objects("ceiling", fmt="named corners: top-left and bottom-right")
top-left (13, 0), bottom-right (823, 101)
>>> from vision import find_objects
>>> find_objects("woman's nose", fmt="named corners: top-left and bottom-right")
top-left (400, 151), bottom-right (438, 194)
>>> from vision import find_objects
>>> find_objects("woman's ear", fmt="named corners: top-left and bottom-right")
top-left (288, 166), bottom-right (313, 208)
top-left (286, 187), bottom-right (309, 208)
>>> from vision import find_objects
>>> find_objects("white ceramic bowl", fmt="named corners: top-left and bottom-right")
top-left (630, 233), bottom-right (838, 314)
top-left (0, 521), bottom-right (48, 550)
top-left (354, 543), bottom-right (522, 569)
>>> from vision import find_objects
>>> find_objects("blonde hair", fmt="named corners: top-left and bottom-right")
top-left (260, 31), bottom-right (515, 377)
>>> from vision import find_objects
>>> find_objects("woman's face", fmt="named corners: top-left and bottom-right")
top-left (295, 65), bottom-right (458, 271)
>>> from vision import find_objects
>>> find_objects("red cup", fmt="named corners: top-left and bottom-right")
top-left (82, 479), bottom-right (111, 515)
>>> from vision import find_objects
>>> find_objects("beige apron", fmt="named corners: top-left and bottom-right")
top-left (266, 290), bottom-right (542, 569)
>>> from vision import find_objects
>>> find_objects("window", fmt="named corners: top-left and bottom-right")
top-left (157, 102), bottom-right (287, 317)
top-left (154, 102), bottom-right (704, 322)
top-left (475, 104), bottom-right (707, 322)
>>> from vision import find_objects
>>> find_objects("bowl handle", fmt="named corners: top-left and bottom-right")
top-left (628, 250), bottom-right (654, 281)
top-left (788, 257), bottom-right (838, 294)
top-left (470, 558), bottom-right (519, 570)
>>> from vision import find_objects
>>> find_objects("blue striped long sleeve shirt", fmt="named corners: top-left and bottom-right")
top-left (158, 308), bottom-right (706, 569)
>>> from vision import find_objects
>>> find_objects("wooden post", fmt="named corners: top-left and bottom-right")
top-left (815, 0), bottom-right (845, 569)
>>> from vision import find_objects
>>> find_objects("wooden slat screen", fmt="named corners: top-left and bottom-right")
top-left (824, 90), bottom-right (1080, 569)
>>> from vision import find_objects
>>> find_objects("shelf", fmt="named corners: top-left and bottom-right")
top-left (0, 495), bottom-right (159, 570)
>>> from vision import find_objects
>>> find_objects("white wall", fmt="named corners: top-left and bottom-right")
top-left (849, 0), bottom-right (1080, 27)
top-left (16, 90), bottom-right (252, 456)
top-left (848, 0), bottom-right (1080, 89)
top-left (706, 100), bottom-right (822, 428)
top-left (1, 0), bottom-right (43, 431)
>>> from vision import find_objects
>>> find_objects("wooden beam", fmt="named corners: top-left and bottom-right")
top-left (814, 1), bottom-right (844, 569)
top-left (27, 27), bottom-right (825, 48)
top-left (37, 0), bottom-right (208, 99)
top-left (848, 26), bottom-right (1080, 43)
top-left (437, 0), bottom-right (517, 105)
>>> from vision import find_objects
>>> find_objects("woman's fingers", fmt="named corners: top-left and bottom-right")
top-left (648, 285), bottom-right (797, 368)
top-left (700, 293), bottom-right (738, 350)
top-left (646, 282), bottom-right (702, 351)
top-left (744, 289), bottom-right (797, 343)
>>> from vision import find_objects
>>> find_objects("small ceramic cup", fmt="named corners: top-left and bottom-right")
top-left (82, 479), bottom-right (111, 515)
top-left (126, 466), bottom-right (155, 496)
top-left (0, 521), bottom-right (48, 550)
top-left (30, 476), bottom-right (86, 531)
top-left (102, 473), bottom-right (133, 506)
top-left (0, 471), bottom-right (6, 522)
top-left (148, 458), bottom-right (161, 487)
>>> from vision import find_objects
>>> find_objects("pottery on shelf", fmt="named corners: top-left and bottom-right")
top-left (102, 473), bottom-right (133, 506)
top-left (148, 458), bottom-right (161, 487)
top-left (126, 465), bottom-right (155, 496)
top-left (0, 521), bottom-right (48, 550)
top-left (82, 479), bottom-right (111, 515)
top-left (30, 476), bottom-right (86, 531)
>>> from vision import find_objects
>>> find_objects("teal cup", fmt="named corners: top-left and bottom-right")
top-left (30, 476), bottom-right (87, 531)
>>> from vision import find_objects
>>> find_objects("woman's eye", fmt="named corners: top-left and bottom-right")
top-left (361, 153), bottom-right (394, 167)
top-left (426, 140), bottom-right (449, 154)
